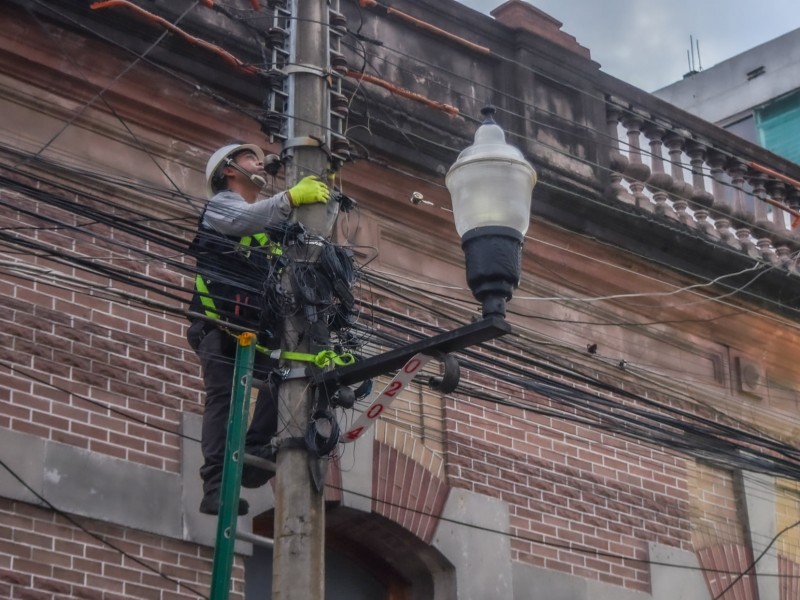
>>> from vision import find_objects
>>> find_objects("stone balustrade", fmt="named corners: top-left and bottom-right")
top-left (605, 96), bottom-right (800, 271)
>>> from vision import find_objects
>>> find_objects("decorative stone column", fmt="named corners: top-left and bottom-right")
top-left (748, 171), bottom-right (779, 264)
top-left (685, 142), bottom-right (719, 239)
top-left (727, 159), bottom-right (759, 258)
top-left (663, 131), bottom-right (696, 228)
top-left (621, 113), bottom-right (652, 212)
top-left (644, 123), bottom-right (677, 221)
top-left (707, 150), bottom-right (741, 249)
top-left (767, 182), bottom-right (793, 267)
top-left (605, 102), bottom-right (632, 205)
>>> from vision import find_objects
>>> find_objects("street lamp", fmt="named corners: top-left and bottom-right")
top-left (211, 114), bottom-right (532, 598)
top-left (446, 106), bottom-right (537, 318)
top-left (312, 112), bottom-right (527, 417)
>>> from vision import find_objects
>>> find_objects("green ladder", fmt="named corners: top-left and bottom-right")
top-left (208, 331), bottom-right (259, 600)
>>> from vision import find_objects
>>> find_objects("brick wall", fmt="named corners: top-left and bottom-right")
top-left (0, 498), bottom-right (244, 600)
top-left (0, 32), bottom-right (786, 599)
top-left (688, 461), bottom-right (745, 549)
top-left (776, 479), bottom-right (800, 600)
top-left (687, 461), bottom-right (758, 598)
top-left (777, 478), bottom-right (800, 561)
top-left (0, 176), bottom-right (220, 597)
top-left (0, 184), bottom-right (200, 473)
top-left (445, 390), bottom-right (692, 592)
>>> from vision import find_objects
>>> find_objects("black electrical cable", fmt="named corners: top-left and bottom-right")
top-left (362, 269), bottom-right (800, 432)
top-left (354, 314), bottom-right (800, 479)
top-left (2, 304), bottom-right (785, 549)
top-left (9, 0), bottom-right (800, 496)
top-left (306, 409), bottom-right (341, 457)
top-left (1, 44), bottom-right (788, 318)
top-left (329, 481), bottom-right (800, 580)
top-left (0, 177), bottom-right (194, 258)
top-left (0, 268), bottom-right (792, 548)
top-left (1, 172), bottom-right (792, 454)
top-left (4, 244), bottom-right (792, 482)
top-left (0, 175), bottom-right (300, 312)
top-left (21, 0), bottom-right (791, 255)
top-left (363, 268), bottom-right (751, 332)
top-left (1, 448), bottom-right (793, 587)
top-left (9, 0), bottom-right (792, 474)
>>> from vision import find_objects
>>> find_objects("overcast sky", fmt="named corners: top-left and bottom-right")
top-left (457, 0), bottom-right (800, 91)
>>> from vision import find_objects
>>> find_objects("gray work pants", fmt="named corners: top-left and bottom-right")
top-left (187, 320), bottom-right (278, 494)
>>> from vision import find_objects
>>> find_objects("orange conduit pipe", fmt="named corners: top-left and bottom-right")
top-left (346, 69), bottom-right (460, 117)
top-left (359, 0), bottom-right (490, 56)
top-left (748, 162), bottom-right (800, 227)
top-left (90, 1), bottom-right (259, 75)
top-left (749, 161), bottom-right (800, 190)
top-left (385, 7), bottom-right (491, 55)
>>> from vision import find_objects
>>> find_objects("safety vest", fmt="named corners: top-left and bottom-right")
top-left (188, 218), bottom-right (283, 334)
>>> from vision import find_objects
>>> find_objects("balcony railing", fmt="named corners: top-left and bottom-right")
top-left (604, 92), bottom-right (800, 271)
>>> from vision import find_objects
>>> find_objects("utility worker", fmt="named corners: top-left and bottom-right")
top-left (187, 143), bottom-right (329, 515)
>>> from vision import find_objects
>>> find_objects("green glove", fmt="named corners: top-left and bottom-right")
top-left (287, 176), bottom-right (330, 207)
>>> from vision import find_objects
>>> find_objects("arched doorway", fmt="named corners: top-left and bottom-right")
top-left (246, 505), bottom-right (456, 599)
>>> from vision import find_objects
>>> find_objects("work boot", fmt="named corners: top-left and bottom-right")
top-left (199, 489), bottom-right (249, 516)
top-left (242, 445), bottom-right (277, 489)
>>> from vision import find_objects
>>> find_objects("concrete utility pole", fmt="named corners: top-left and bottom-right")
top-left (273, 0), bottom-right (337, 598)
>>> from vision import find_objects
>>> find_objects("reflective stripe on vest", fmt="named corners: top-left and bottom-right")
top-left (195, 273), bottom-right (219, 319)
top-left (240, 232), bottom-right (283, 257)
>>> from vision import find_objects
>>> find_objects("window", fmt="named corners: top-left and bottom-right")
top-left (755, 89), bottom-right (800, 164)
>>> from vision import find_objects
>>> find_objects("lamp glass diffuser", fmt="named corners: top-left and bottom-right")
top-left (446, 120), bottom-right (537, 238)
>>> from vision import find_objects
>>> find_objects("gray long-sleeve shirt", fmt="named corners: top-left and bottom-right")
top-left (202, 190), bottom-right (292, 237)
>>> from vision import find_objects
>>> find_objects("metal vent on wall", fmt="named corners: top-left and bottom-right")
top-left (734, 356), bottom-right (764, 399)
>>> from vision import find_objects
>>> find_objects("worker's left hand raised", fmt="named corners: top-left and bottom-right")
top-left (287, 176), bottom-right (330, 207)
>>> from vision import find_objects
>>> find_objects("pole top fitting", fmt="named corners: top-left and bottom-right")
top-left (480, 105), bottom-right (497, 124)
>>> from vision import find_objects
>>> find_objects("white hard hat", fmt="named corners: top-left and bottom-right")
top-left (205, 143), bottom-right (265, 198)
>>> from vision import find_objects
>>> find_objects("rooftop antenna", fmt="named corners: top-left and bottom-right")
top-left (696, 37), bottom-right (702, 70)
top-left (684, 35), bottom-right (700, 78)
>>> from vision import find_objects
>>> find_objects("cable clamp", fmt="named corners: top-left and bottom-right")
top-left (295, 235), bottom-right (327, 248)
top-left (283, 136), bottom-right (323, 151)
top-left (279, 367), bottom-right (309, 380)
top-left (283, 63), bottom-right (329, 77)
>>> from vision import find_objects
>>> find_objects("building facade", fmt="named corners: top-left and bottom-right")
top-left (2, 1), bottom-right (800, 599)
top-left (654, 28), bottom-right (800, 165)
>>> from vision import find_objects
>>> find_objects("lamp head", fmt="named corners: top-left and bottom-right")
top-left (446, 108), bottom-right (537, 318)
